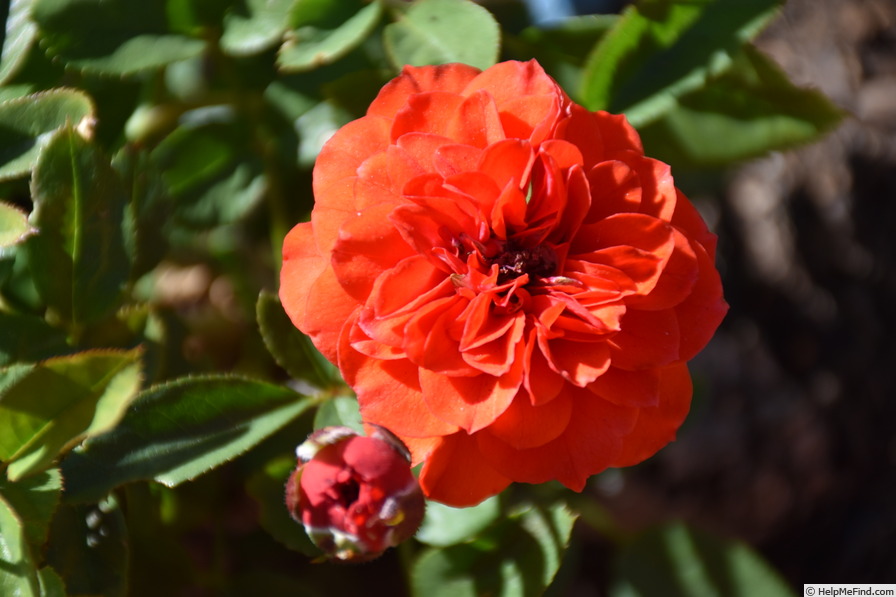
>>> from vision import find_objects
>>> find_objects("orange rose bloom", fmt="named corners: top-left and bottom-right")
top-left (281, 60), bottom-right (727, 507)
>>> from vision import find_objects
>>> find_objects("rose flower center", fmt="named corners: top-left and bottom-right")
top-left (492, 243), bottom-right (558, 284)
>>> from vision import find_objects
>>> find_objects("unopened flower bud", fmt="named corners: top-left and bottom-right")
top-left (285, 425), bottom-right (425, 562)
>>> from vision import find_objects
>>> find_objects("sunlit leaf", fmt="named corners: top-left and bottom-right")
top-left (416, 495), bottom-right (500, 547)
top-left (580, 0), bottom-right (782, 127)
top-left (0, 349), bottom-right (143, 481)
top-left (246, 455), bottom-right (317, 555)
top-left (383, 0), bottom-right (500, 70)
top-left (46, 495), bottom-right (128, 597)
top-left (638, 45), bottom-right (844, 168)
top-left (411, 502), bottom-right (577, 597)
top-left (312, 395), bottom-right (361, 432)
top-left (0, 468), bottom-right (62, 553)
top-left (0, 201), bottom-right (35, 249)
top-left (294, 99), bottom-right (353, 167)
top-left (32, 0), bottom-right (206, 75)
top-left (60, 375), bottom-right (313, 503)
top-left (0, 89), bottom-right (94, 181)
top-left (27, 126), bottom-right (130, 329)
top-left (222, 0), bottom-right (298, 56)
top-left (610, 522), bottom-right (796, 597)
top-left (0, 0), bottom-right (39, 85)
top-left (277, 0), bottom-right (382, 72)
top-left (0, 493), bottom-right (40, 597)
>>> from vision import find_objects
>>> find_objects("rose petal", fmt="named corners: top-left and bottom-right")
top-left (477, 388), bottom-right (637, 488)
top-left (588, 366), bottom-right (660, 407)
top-left (540, 338), bottom-right (611, 387)
top-left (449, 90), bottom-right (505, 148)
top-left (391, 92), bottom-right (466, 142)
top-left (593, 110), bottom-right (643, 154)
top-left (522, 330), bottom-right (565, 405)
top-left (339, 315), bottom-right (459, 438)
top-left (281, 223), bottom-right (357, 364)
top-left (418, 432), bottom-right (512, 507)
top-left (433, 143), bottom-right (483, 178)
top-left (613, 362), bottom-right (692, 466)
top-left (674, 241), bottom-right (728, 361)
top-left (369, 63), bottom-right (481, 119)
top-left (608, 307), bottom-right (680, 370)
top-left (575, 213), bottom-right (675, 296)
top-left (404, 295), bottom-right (479, 376)
top-left (314, 116), bottom-right (392, 209)
top-left (485, 389), bottom-right (573, 449)
top-left (419, 343), bottom-right (523, 433)
top-left (625, 226), bottom-right (699, 311)
top-left (582, 160), bottom-right (642, 226)
top-left (331, 203), bottom-right (414, 300)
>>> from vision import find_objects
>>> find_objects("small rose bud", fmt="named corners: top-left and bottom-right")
top-left (285, 425), bottom-right (425, 562)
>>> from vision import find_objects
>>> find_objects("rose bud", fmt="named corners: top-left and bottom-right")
top-left (285, 425), bottom-right (425, 562)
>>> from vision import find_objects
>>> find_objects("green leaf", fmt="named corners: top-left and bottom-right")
top-left (277, 0), bottom-right (382, 72)
top-left (32, 0), bottom-right (206, 75)
top-left (294, 99), bottom-right (354, 167)
top-left (36, 567), bottom-right (65, 597)
top-left (256, 290), bottom-right (339, 385)
top-left (312, 395), bottom-right (361, 432)
top-left (610, 522), bottom-right (796, 597)
top-left (26, 126), bottom-right (130, 328)
top-left (0, 349), bottom-right (143, 481)
top-left (383, 0), bottom-right (500, 70)
top-left (0, 201), bottom-right (35, 249)
top-left (46, 495), bottom-right (128, 597)
top-left (221, 0), bottom-right (297, 56)
top-left (0, 0), bottom-right (39, 85)
top-left (246, 455), bottom-right (317, 556)
top-left (0, 312), bottom-right (71, 367)
top-left (411, 502), bottom-right (576, 597)
top-left (60, 375), bottom-right (313, 503)
top-left (0, 88), bottom-right (95, 181)
top-left (638, 45), bottom-right (844, 168)
top-left (150, 118), bottom-right (265, 230)
top-left (0, 468), bottom-right (63, 553)
top-left (580, 0), bottom-right (781, 127)
top-left (509, 15), bottom-right (618, 98)
top-left (416, 495), bottom-right (500, 547)
top-left (0, 493), bottom-right (40, 597)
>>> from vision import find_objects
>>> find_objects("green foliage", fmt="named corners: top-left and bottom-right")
top-left (0, 0), bottom-right (837, 592)
top-left (416, 495), bottom-right (501, 547)
top-left (0, 350), bottom-right (142, 481)
top-left (412, 501), bottom-right (577, 597)
top-left (0, 492), bottom-right (40, 597)
top-left (0, 202), bottom-right (34, 248)
top-left (384, 0), bottom-right (501, 70)
top-left (278, 0), bottom-right (383, 72)
top-left (27, 127), bottom-right (130, 330)
top-left (577, 0), bottom-right (840, 168)
top-left (32, 0), bottom-right (206, 75)
top-left (611, 522), bottom-right (796, 597)
top-left (46, 496), bottom-right (129, 597)
top-left (637, 45), bottom-right (845, 167)
top-left (60, 376), bottom-right (313, 503)
top-left (0, 89), bottom-right (94, 181)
